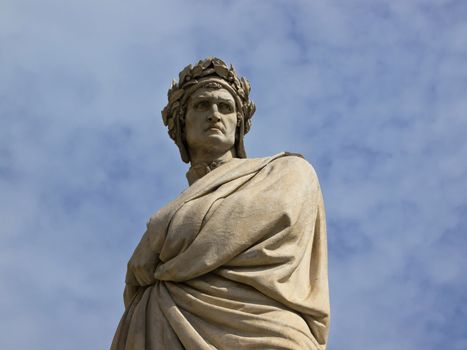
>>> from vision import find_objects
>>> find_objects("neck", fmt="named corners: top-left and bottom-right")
top-left (189, 148), bottom-right (236, 167)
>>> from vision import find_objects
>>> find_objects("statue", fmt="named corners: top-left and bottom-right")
top-left (111, 57), bottom-right (330, 350)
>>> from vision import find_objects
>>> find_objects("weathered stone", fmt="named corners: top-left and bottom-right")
top-left (111, 57), bottom-right (330, 350)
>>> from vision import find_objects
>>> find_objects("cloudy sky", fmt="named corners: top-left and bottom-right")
top-left (1, 0), bottom-right (467, 349)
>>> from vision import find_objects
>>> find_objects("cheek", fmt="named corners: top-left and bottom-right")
top-left (185, 113), bottom-right (200, 132)
top-left (223, 115), bottom-right (238, 143)
top-left (226, 114), bottom-right (238, 132)
top-left (184, 115), bottom-right (200, 144)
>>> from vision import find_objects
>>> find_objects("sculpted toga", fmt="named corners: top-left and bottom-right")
top-left (111, 57), bottom-right (330, 350)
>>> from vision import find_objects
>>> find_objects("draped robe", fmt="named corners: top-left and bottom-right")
top-left (111, 153), bottom-right (330, 350)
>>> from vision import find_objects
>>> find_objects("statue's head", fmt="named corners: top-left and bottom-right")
top-left (162, 57), bottom-right (256, 163)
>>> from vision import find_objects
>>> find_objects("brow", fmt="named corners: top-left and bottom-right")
top-left (190, 94), bottom-right (234, 103)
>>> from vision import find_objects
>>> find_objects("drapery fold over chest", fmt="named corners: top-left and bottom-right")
top-left (112, 153), bottom-right (330, 350)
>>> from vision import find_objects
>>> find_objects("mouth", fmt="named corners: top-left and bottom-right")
top-left (206, 126), bottom-right (223, 132)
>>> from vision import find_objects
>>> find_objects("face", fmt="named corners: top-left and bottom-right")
top-left (185, 87), bottom-right (237, 157)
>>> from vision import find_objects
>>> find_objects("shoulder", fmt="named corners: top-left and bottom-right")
top-left (247, 152), bottom-right (320, 193)
top-left (237, 152), bottom-right (320, 184)
top-left (268, 152), bottom-right (318, 179)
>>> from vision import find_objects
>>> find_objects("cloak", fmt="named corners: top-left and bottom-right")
top-left (111, 153), bottom-right (330, 350)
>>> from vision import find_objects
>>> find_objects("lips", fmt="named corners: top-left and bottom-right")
top-left (206, 125), bottom-right (223, 132)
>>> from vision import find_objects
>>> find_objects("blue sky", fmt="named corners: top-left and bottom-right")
top-left (1, 0), bottom-right (467, 349)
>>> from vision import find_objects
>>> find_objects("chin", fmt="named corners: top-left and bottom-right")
top-left (200, 137), bottom-right (235, 151)
top-left (204, 134), bottom-right (232, 144)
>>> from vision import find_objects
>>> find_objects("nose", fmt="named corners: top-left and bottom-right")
top-left (207, 105), bottom-right (221, 122)
top-left (207, 114), bottom-right (221, 122)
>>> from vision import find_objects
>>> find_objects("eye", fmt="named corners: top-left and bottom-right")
top-left (194, 101), bottom-right (210, 111)
top-left (218, 102), bottom-right (234, 113)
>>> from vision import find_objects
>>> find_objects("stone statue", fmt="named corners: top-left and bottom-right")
top-left (111, 57), bottom-right (330, 350)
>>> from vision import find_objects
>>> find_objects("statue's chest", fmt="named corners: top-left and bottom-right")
top-left (157, 175), bottom-right (252, 262)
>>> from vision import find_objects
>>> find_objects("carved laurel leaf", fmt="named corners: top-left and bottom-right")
top-left (211, 57), bottom-right (224, 67)
top-left (204, 58), bottom-right (213, 69)
top-left (168, 89), bottom-right (184, 104)
top-left (241, 77), bottom-right (250, 94)
top-left (168, 118), bottom-right (174, 130)
top-left (161, 106), bottom-right (169, 125)
top-left (200, 68), bottom-right (215, 77)
top-left (171, 101), bottom-right (180, 111)
top-left (179, 64), bottom-right (192, 84)
top-left (191, 64), bottom-right (203, 78)
top-left (214, 65), bottom-right (229, 79)
top-left (250, 102), bottom-right (256, 116)
top-left (230, 64), bottom-right (237, 75)
top-left (245, 118), bottom-right (252, 133)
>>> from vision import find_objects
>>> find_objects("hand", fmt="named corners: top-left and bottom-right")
top-left (126, 231), bottom-right (159, 286)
